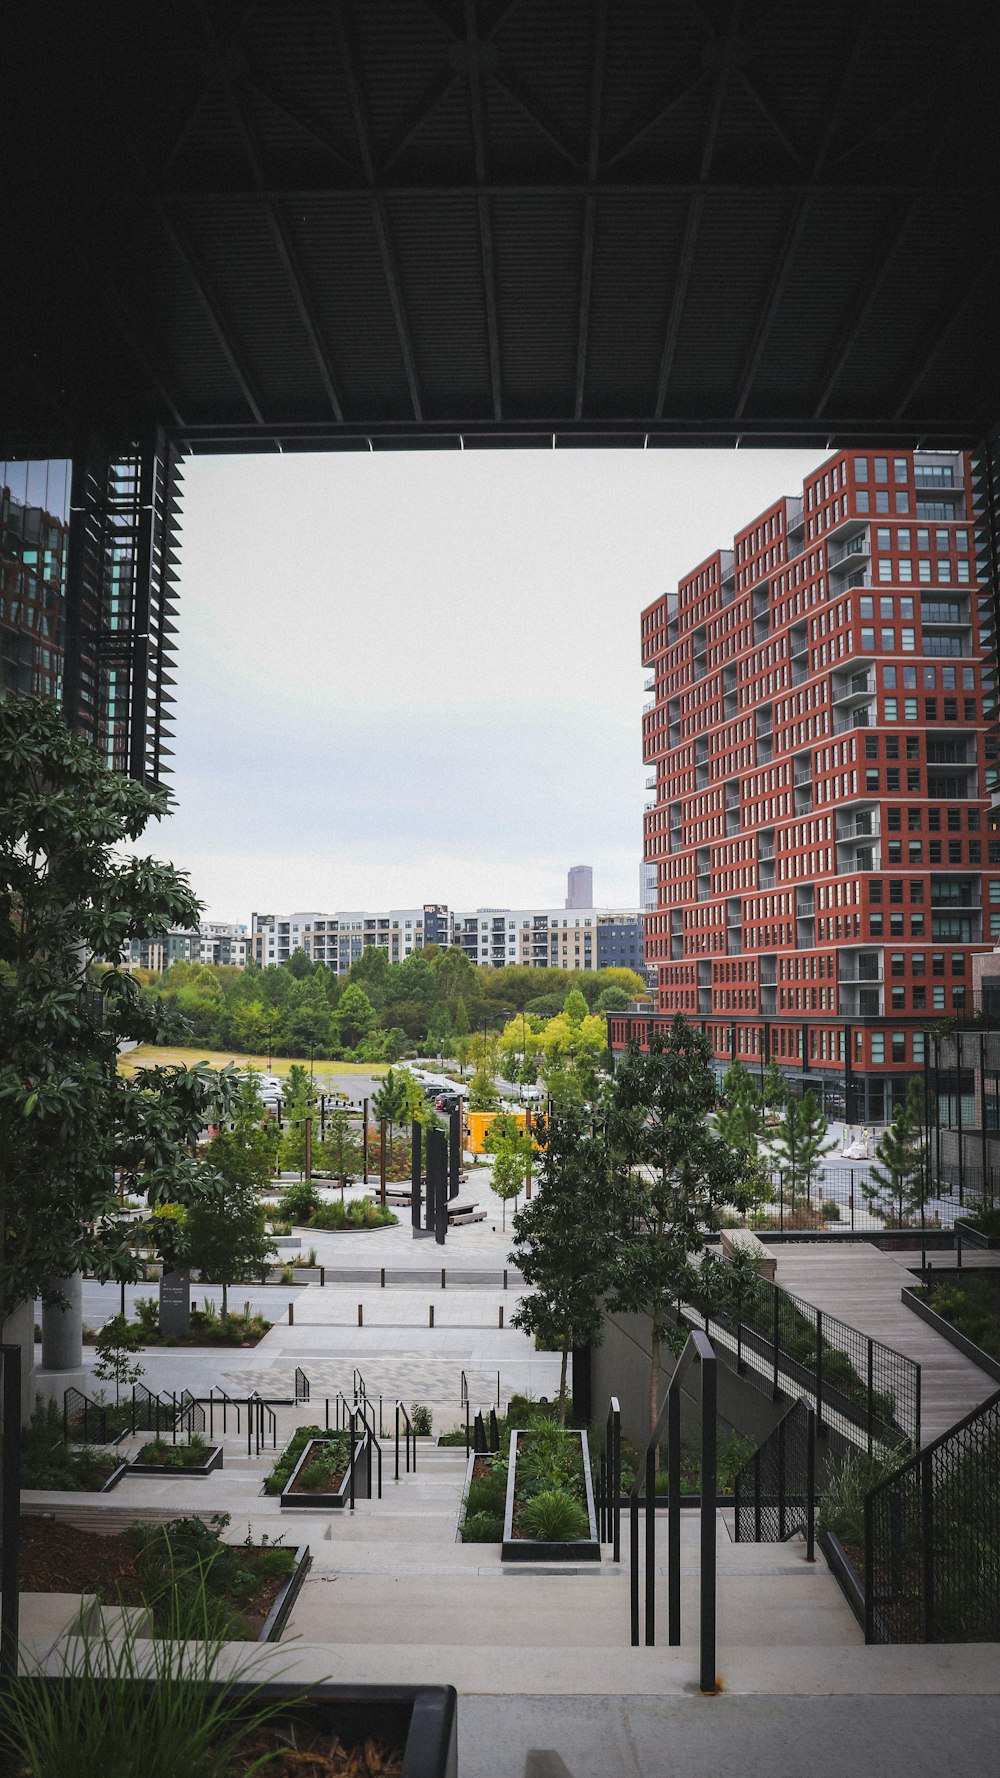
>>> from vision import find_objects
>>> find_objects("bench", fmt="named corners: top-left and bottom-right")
top-left (448, 1209), bottom-right (487, 1225)
top-left (720, 1227), bottom-right (776, 1282)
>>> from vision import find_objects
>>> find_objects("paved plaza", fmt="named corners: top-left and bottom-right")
top-left (21, 1163), bottom-right (1000, 1777)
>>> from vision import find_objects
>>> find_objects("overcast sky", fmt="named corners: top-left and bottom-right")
top-left (151, 446), bottom-right (828, 923)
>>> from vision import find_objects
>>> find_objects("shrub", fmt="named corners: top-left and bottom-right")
top-left (817, 1446), bottom-right (904, 1547)
top-left (466, 1472), bottom-right (506, 1517)
top-left (821, 1199), bottom-right (841, 1222)
top-left (276, 1179), bottom-right (322, 1222)
top-left (521, 1488), bottom-right (588, 1541)
top-left (410, 1402), bottom-right (432, 1436)
top-left (461, 1510), bottom-right (503, 1543)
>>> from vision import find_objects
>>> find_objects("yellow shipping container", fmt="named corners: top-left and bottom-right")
top-left (463, 1108), bottom-right (531, 1155)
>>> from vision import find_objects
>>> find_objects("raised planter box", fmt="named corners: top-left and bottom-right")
top-left (10, 1680), bottom-right (457, 1778)
top-left (128, 1444), bottom-right (224, 1478)
top-left (99, 1460), bottom-right (128, 1492)
top-left (819, 1530), bottom-right (866, 1634)
top-left (900, 1285), bottom-right (1000, 1385)
top-left (279, 1433), bottom-right (372, 1509)
top-left (256, 1544), bottom-right (312, 1642)
top-left (954, 1218), bottom-right (1000, 1250)
top-left (501, 1428), bottom-right (600, 1563)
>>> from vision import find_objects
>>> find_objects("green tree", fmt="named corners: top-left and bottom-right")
top-left (372, 1067), bottom-right (409, 1137)
top-left (862, 1078), bottom-right (926, 1225)
top-left (320, 1105), bottom-right (361, 1191)
top-left (715, 1060), bottom-right (762, 1151)
top-left (279, 1066), bottom-right (317, 1178)
top-left (762, 1057), bottom-right (787, 1115)
top-left (484, 1111), bottom-right (534, 1231)
top-left (770, 1089), bottom-right (836, 1203)
top-left (93, 1315), bottom-right (145, 1407)
top-left (605, 1019), bottom-right (762, 1437)
top-left (336, 981), bottom-right (376, 1050)
top-left (186, 1175), bottom-right (275, 1317)
top-left (562, 987), bottom-right (589, 1025)
top-left (595, 985), bottom-right (632, 1013)
top-left (509, 1111), bottom-right (615, 1424)
top-left (0, 695), bottom-right (235, 1332)
top-left (468, 1040), bottom-right (501, 1111)
top-left (208, 1070), bottom-right (279, 1192)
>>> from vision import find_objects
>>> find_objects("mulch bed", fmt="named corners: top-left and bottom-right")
top-left (228, 1728), bottom-right (403, 1775)
top-left (17, 1518), bottom-right (286, 1637)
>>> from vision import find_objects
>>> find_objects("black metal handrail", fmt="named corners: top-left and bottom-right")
top-left (64, 1386), bottom-right (108, 1446)
top-left (734, 1396), bottom-right (815, 1558)
top-left (395, 1400), bottom-right (414, 1480)
top-left (246, 1391), bottom-right (277, 1457)
top-left (597, 1395), bottom-right (622, 1562)
top-left (352, 1392), bottom-right (383, 1499)
top-left (295, 1365), bottom-right (311, 1404)
top-left (130, 1382), bottom-right (174, 1439)
top-left (629, 1330), bottom-right (718, 1694)
top-left (176, 1388), bottom-right (206, 1438)
top-left (207, 1386), bottom-right (241, 1438)
top-left (864, 1384), bottom-right (1000, 1644)
top-left (353, 1367), bottom-right (367, 1407)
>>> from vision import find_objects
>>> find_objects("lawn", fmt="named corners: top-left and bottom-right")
top-left (117, 1044), bottom-right (388, 1079)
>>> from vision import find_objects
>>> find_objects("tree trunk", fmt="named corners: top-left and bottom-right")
top-left (558, 1346), bottom-right (569, 1426)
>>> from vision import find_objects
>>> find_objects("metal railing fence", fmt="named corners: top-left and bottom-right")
top-left (734, 1396), bottom-right (815, 1556)
top-left (864, 1386), bottom-right (1000, 1644)
top-left (595, 1395), bottom-right (622, 1562)
top-left (629, 1331), bottom-right (718, 1694)
top-left (685, 1271), bottom-right (919, 1452)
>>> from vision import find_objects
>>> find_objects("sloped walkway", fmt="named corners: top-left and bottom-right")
top-left (768, 1243), bottom-right (998, 1442)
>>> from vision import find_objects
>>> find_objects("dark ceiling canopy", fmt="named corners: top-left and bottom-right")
top-left (5, 0), bottom-right (1000, 454)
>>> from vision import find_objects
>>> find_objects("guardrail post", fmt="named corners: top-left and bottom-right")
top-left (320, 1265), bottom-right (325, 1286)
top-left (866, 1340), bottom-right (875, 1455)
top-left (814, 1309), bottom-right (824, 1432)
top-left (772, 1286), bottom-right (780, 1399)
top-left (644, 1443), bottom-right (656, 1646)
top-left (358, 1303), bottom-right (363, 1327)
top-left (429, 1304), bottom-right (434, 1328)
top-left (380, 1267), bottom-right (385, 1288)
top-left (288, 1301), bottom-right (294, 1326)
top-left (921, 1449), bottom-right (935, 1641)
top-left (667, 1383), bottom-right (681, 1646)
top-left (612, 1397), bottom-right (621, 1565)
top-left (805, 1404), bottom-right (816, 1562)
top-left (699, 1347), bottom-right (717, 1694)
top-left (498, 1305), bottom-right (504, 1328)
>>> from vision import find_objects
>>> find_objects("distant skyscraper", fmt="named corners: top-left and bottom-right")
top-left (566, 865), bottom-right (593, 909)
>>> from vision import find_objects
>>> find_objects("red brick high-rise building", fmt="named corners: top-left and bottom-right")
top-left (614, 449), bottom-right (998, 1123)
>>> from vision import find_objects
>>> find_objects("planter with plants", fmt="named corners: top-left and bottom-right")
top-left (129, 1432), bottom-right (224, 1476)
top-left (501, 1418), bottom-right (599, 1562)
top-left (815, 1443), bottom-right (903, 1630)
top-left (902, 1272), bottom-right (1000, 1382)
top-left (457, 1450), bottom-right (507, 1543)
top-left (954, 1207), bottom-right (1000, 1249)
top-left (615, 1428), bottom-right (755, 1507)
top-left (20, 1402), bottom-right (128, 1493)
top-left (0, 1566), bottom-right (458, 1776)
top-left (263, 1424), bottom-right (371, 1509)
top-left (92, 1296), bottom-right (272, 1349)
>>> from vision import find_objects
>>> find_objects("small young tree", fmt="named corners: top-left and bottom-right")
top-left (863, 1077), bottom-right (926, 1225)
top-left (762, 1057), bottom-right (787, 1118)
top-left (605, 1018), bottom-right (762, 1438)
top-left (770, 1089), bottom-right (836, 1203)
top-left (93, 1315), bottom-right (145, 1406)
top-left (372, 1068), bottom-right (408, 1138)
top-left (279, 1067), bottom-right (317, 1178)
top-left (208, 1070), bottom-right (279, 1192)
top-left (320, 1105), bottom-right (361, 1193)
top-left (484, 1111), bottom-right (534, 1230)
top-left (453, 996), bottom-right (472, 1076)
top-left (186, 1177), bottom-right (276, 1317)
top-left (509, 1111), bottom-right (615, 1424)
top-left (468, 1040), bottom-right (500, 1111)
top-left (715, 1060), bottom-right (762, 1151)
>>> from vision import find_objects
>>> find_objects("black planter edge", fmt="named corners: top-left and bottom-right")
top-left (100, 1460), bottom-right (129, 1492)
top-left (257, 1545), bottom-right (312, 1642)
top-left (819, 1530), bottom-right (866, 1634)
top-left (501, 1428), bottom-right (601, 1564)
top-left (900, 1286), bottom-right (1000, 1384)
top-left (128, 1444), bottom-right (224, 1477)
top-left (953, 1219), bottom-right (1000, 1250)
top-left (279, 1433), bottom-right (370, 1509)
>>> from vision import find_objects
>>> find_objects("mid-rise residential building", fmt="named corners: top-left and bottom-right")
top-left (614, 447), bottom-right (998, 1122)
top-left (120, 921), bottom-right (249, 972)
top-left (251, 905), bottom-right (645, 976)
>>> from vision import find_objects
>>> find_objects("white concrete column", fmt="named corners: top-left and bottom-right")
top-left (40, 1271), bottom-right (83, 1371)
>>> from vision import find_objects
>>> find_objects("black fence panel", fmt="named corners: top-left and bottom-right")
top-left (687, 1271), bottom-right (919, 1451)
top-left (63, 1386), bottom-right (107, 1445)
top-left (865, 1387), bottom-right (1000, 1643)
top-left (734, 1397), bottom-right (815, 1554)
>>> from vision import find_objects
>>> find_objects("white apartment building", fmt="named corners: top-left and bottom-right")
top-left (250, 905), bottom-right (644, 976)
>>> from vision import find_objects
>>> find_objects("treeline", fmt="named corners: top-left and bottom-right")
top-left (135, 946), bottom-right (648, 1062)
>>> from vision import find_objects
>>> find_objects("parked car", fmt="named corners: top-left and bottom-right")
top-left (521, 1084), bottom-right (545, 1103)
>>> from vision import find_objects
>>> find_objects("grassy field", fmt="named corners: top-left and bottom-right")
top-left (117, 1044), bottom-right (389, 1079)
